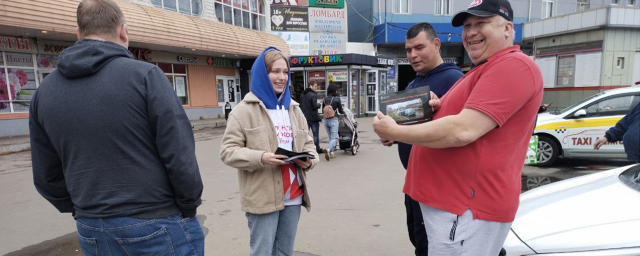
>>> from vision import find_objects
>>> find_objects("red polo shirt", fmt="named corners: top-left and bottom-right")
top-left (404, 46), bottom-right (543, 222)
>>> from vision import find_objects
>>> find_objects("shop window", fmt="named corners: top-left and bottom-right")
top-left (617, 57), bottom-right (625, 69)
top-left (543, 0), bottom-right (554, 18)
top-left (611, 0), bottom-right (620, 4)
top-left (435, 0), bottom-right (451, 15)
top-left (156, 63), bottom-right (189, 105)
top-left (393, 0), bottom-right (411, 14)
top-left (629, 0), bottom-right (636, 6)
top-left (151, 0), bottom-right (203, 16)
top-left (215, 0), bottom-right (266, 31)
top-left (0, 52), bottom-right (38, 114)
top-left (308, 71), bottom-right (326, 98)
top-left (556, 55), bottom-right (575, 87)
top-left (577, 0), bottom-right (589, 11)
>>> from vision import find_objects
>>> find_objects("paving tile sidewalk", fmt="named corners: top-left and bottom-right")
top-left (0, 118), bottom-right (227, 155)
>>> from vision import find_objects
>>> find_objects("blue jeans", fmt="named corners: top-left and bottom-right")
top-left (76, 214), bottom-right (205, 256)
top-left (308, 121), bottom-right (321, 152)
top-left (324, 119), bottom-right (339, 153)
top-left (246, 205), bottom-right (301, 256)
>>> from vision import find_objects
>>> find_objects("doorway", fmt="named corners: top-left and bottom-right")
top-left (217, 76), bottom-right (240, 108)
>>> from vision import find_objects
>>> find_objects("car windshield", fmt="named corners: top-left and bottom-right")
top-left (553, 92), bottom-right (605, 115)
top-left (619, 164), bottom-right (640, 192)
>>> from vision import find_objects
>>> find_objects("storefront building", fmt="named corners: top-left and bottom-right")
top-left (0, 0), bottom-right (288, 137)
top-left (289, 53), bottom-right (394, 117)
top-left (523, 6), bottom-right (640, 111)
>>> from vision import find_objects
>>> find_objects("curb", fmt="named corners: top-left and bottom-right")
top-left (0, 143), bottom-right (31, 156)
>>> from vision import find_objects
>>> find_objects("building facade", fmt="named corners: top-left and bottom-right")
top-left (346, 0), bottom-right (621, 91)
top-left (0, 0), bottom-right (289, 137)
top-left (523, 6), bottom-right (640, 110)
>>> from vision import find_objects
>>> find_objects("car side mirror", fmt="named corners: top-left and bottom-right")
top-left (573, 109), bottom-right (587, 117)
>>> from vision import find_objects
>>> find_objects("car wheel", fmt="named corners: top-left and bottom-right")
top-left (526, 176), bottom-right (552, 190)
top-left (537, 136), bottom-right (559, 167)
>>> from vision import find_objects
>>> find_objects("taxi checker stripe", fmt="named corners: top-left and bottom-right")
top-left (535, 117), bottom-right (622, 131)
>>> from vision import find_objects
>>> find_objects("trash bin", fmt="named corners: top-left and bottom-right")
top-left (224, 102), bottom-right (232, 121)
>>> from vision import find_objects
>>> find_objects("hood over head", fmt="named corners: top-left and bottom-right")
top-left (57, 39), bottom-right (134, 79)
top-left (250, 47), bottom-right (291, 110)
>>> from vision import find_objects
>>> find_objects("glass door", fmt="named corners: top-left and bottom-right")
top-left (217, 76), bottom-right (239, 107)
top-left (365, 70), bottom-right (378, 114)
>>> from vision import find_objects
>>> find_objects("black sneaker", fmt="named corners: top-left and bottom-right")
top-left (317, 149), bottom-right (324, 154)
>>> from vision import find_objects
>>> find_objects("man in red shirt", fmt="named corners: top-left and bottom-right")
top-left (372, 0), bottom-right (543, 254)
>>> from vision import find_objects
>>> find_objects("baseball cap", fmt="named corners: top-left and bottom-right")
top-left (451, 0), bottom-right (513, 27)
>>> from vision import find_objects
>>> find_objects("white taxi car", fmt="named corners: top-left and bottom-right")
top-left (534, 87), bottom-right (640, 166)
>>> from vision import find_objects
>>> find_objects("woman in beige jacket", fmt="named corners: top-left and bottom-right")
top-left (220, 47), bottom-right (319, 256)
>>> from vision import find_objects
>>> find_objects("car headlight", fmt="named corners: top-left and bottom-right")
top-left (502, 229), bottom-right (536, 256)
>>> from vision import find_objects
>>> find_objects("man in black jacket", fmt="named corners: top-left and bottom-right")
top-left (29, 0), bottom-right (204, 255)
top-left (299, 82), bottom-right (323, 153)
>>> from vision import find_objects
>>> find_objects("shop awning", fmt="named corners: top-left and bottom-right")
top-left (0, 0), bottom-right (290, 58)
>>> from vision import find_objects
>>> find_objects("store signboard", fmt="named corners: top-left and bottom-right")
top-left (177, 55), bottom-right (198, 64)
top-left (5, 52), bottom-right (33, 67)
top-left (272, 31), bottom-right (309, 56)
top-left (37, 41), bottom-right (73, 55)
top-left (308, 0), bottom-right (344, 8)
top-left (271, 5), bottom-right (309, 31)
top-left (0, 36), bottom-right (31, 52)
top-left (308, 7), bottom-right (346, 33)
top-left (308, 71), bottom-right (325, 82)
top-left (328, 71), bottom-right (347, 82)
top-left (206, 57), bottom-right (239, 68)
top-left (309, 32), bottom-right (346, 55)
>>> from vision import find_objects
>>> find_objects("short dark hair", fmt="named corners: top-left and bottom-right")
top-left (406, 22), bottom-right (437, 41)
top-left (77, 0), bottom-right (126, 38)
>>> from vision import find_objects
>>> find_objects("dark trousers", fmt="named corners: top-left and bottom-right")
top-left (308, 121), bottom-right (321, 152)
top-left (405, 194), bottom-right (428, 256)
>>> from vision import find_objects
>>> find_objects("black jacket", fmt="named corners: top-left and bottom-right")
top-left (29, 39), bottom-right (203, 219)
top-left (299, 88), bottom-right (322, 122)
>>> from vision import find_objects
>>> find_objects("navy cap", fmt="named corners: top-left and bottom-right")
top-left (451, 0), bottom-right (513, 27)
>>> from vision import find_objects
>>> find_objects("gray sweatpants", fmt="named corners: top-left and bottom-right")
top-left (419, 203), bottom-right (511, 256)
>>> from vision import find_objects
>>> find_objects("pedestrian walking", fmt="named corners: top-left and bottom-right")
top-left (220, 47), bottom-right (319, 256)
top-left (300, 82), bottom-right (324, 153)
top-left (29, 1), bottom-right (204, 255)
top-left (372, 0), bottom-right (544, 254)
top-left (322, 84), bottom-right (344, 161)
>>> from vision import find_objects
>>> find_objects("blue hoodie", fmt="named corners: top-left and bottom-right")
top-left (605, 103), bottom-right (640, 161)
top-left (250, 47), bottom-right (291, 110)
top-left (397, 62), bottom-right (463, 169)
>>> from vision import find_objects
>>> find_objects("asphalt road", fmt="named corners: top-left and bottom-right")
top-left (0, 117), bottom-right (632, 256)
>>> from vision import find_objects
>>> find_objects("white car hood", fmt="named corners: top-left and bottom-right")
top-left (512, 165), bottom-right (640, 253)
top-left (535, 112), bottom-right (560, 127)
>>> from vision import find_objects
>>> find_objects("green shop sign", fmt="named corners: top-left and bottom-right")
top-left (309, 0), bottom-right (344, 8)
top-left (206, 57), bottom-right (238, 68)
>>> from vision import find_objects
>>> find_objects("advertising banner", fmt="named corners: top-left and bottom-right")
top-left (272, 31), bottom-right (310, 56)
top-left (309, 32), bottom-right (346, 55)
top-left (308, 7), bottom-right (346, 33)
top-left (271, 5), bottom-right (309, 31)
top-left (328, 71), bottom-right (347, 82)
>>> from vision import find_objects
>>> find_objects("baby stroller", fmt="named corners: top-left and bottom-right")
top-left (337, 108), bottom-right (360, 155)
